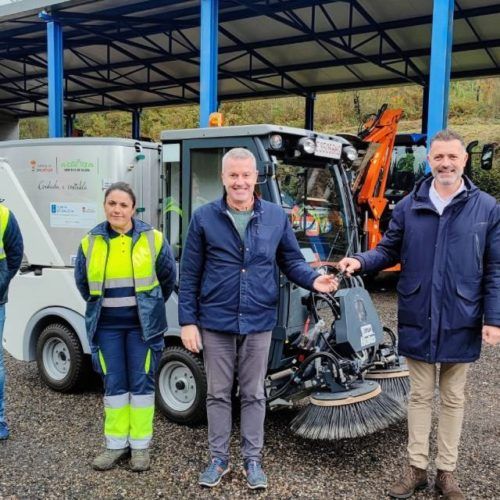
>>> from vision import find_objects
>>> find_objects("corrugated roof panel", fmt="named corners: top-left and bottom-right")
top-left (0, 0), bottom-right (497, 117)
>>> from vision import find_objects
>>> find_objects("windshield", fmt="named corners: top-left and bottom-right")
top-left (276, 160), bottom-right (350, 264)
top-left (386, 145), bottom-right (427, 195)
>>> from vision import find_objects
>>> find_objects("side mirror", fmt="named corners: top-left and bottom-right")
top-left (480, 143), bottom-right (494, 171)
top-left (466, 140), bottom-right (478, 154)
top-left (465, 141), bottom-right (479, 177)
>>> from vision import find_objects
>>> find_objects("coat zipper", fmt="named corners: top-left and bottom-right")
top-left (474, 234), bottom-right (482, 272)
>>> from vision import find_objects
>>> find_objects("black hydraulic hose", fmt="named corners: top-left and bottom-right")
top-left (267, 351), bottom-right (343, 402)
top-left (383, 326), bottom-right (397, 346)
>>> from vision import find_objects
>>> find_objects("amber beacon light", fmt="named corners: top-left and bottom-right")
top-left (208, 112), bottom-right (224, 127)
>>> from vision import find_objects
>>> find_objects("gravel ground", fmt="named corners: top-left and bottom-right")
top-left (0, 288), bottom-right (498, 499)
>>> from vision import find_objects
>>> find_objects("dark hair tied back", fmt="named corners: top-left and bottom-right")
top-left (104, 182), bottom-right (136, 207)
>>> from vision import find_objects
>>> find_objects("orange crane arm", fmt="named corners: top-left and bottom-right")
top-left (355, 105), bottom-right (403, 253)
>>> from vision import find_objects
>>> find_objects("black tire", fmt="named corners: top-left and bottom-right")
top-left (36, 323), bottom-right (86, 392)
top-left (155, 346), bottom-right (207, 425)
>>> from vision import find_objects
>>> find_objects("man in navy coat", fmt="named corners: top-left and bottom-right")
top-left (179, 148), bottom-right (337, 490)
top-left (339, 130), bottom-right (499, 499)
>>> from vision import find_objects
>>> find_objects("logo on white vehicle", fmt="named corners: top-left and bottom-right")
top-left (61, 159), bottom-right (96, 172)
top-left (30, 159), bottom-right (54, 173)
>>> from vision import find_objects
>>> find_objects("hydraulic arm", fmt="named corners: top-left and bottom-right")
top-left (354, 104), bottom-right (403, 257)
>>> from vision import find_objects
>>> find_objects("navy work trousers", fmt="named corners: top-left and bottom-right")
top-left (93, 327), bottom-right (162, 449)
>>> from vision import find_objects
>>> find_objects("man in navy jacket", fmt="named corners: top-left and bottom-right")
top-left (0, 203), bottom-right (24, 440)
top-left (179, 148), bottom-right (337, 490)
top-left (339, 130), bottom-right (499, 500)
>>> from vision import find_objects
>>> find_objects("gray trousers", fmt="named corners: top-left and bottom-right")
top-left (202, 329), bottom-right (272, 462)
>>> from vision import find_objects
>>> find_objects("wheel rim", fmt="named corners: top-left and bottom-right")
top-left (42, 337), bottom-right (71, 381)
top-left (158, 360), bottom-right (197, 412)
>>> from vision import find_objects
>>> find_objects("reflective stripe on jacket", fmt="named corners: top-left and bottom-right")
top-left (74, 219), bottom-right (177, 348)
top-left (81, 229), bottom-right (162, 296)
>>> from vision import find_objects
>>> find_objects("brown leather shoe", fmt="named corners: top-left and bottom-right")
top-left (435, 470), bottom-right (465, 500)
top-left (388, 465), bottom-right (428, 498)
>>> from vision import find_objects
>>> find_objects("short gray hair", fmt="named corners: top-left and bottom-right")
top-left (222, 148), bottom-right (257, 172)
top-left (430, 129), bottom-right (466, 149)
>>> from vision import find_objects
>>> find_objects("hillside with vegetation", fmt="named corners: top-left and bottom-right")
top-left (20, 78), bottom-right (500, 198)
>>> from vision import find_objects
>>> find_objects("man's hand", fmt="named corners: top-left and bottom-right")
top-left (482, 325), bottom-right (500, 346)
top-left (181, 324), bottom-right (203, 353)
top-left (313, 274), bottom-right (339, 294)
top-left (337, 257), bottom-right (361, 275)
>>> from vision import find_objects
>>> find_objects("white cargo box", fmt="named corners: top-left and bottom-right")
top-left (0, 138), bottom-right (160, 267)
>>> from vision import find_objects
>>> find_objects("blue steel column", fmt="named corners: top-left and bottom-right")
top-left (199, 0), bottom-right (219, 127)
top-left (305, 93), bottom-right (316, 130)
top-left (132, 109), bottom-right (141, 140)
top-left (426, 0), bottom-right (454, 144)
top-left (40, 12), bottom-right (64, 138)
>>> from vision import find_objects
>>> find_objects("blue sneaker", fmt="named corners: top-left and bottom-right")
top-left (0, 421), bottom-right (9, 440)
top-left (198, 457), bottom-right (230, 487)
top-left (243, 459), bottom-right (268, 489)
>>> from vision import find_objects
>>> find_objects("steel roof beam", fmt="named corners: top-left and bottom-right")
top-left (234, 0), bottom-right (423, 85)
top-left (350, 0), bottom-right (426, 81)
top-left (455, 0), bottom-right (498, 69)
top-left (60, 20), bottom-right (202, 98)
top-left (218, 25), bottom-right (309, 95)
top-left (1, 3), bottom-right (498, 54)
top-left (7, 64), bottom-right (498, 117)
top-left (1, 36), bottom-right (499, 90)
top-left (8, 65), bottom-right (500, 118)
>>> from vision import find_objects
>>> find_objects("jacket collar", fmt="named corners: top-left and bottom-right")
top-left (411, 174), bottom-right (479, 211)
top-left (89, 218), bottom-right (153, 242)
top-left (217, 194), bottom-right (263, 215)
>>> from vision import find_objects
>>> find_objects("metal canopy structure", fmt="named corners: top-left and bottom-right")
top-left (0, 0), bottom-right (498, 120)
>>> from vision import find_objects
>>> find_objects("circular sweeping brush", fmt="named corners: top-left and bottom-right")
top-left (365, 367), bottom-right (410, 404)
top-left (290, 380), bottom-right (405, 440)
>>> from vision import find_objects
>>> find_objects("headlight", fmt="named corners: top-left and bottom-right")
top-left (269, 134), bottom-right (283, 149)
top-left (344, 146), bottom-right (358, 162)
top-left (298, 137), bottom-right (316, 154)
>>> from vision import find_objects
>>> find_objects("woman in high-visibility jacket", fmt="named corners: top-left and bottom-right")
top-left (74, 182), bottom-right (176, 472)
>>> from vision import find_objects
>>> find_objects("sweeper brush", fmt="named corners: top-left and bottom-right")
top-left (265, 278), bottom-right (407, 441)
top-left (290, 381), bottom-right (406, 440)
top-left (365, 368), bottom-right (410, 404)
top-left (365, 328), bottom-right (410, 404)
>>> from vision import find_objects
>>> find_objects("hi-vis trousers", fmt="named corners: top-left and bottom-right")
top-left (93, 327), bottom-right (161, 450)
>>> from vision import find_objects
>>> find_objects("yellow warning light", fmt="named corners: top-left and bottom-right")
top-left (209, 112), bottom-right (224, 127)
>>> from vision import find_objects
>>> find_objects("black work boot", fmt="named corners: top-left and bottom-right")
top-left (388, 465), bottom-right (428, 498)
top-left (435, 470), bottom-right (465, 500)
